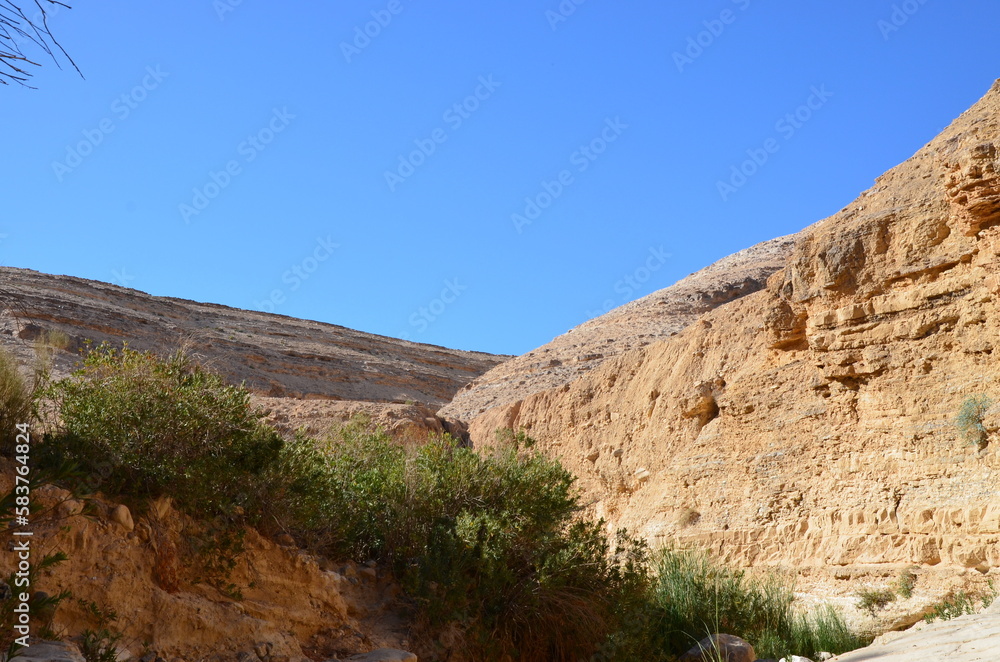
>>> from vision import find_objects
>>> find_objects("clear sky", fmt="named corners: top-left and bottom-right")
top-left (5, 1), bottom-right (1000, 356)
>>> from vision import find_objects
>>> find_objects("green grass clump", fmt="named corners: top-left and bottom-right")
top-left (0, 346), bottom-right (38, 455)
top-left (642, 548), bottom-right (867, 660)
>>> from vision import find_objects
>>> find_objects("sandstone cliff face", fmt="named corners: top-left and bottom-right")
top-left (464, 80), bottom-right (1000, 587)
top-left (441, 234), bottom-right (797, 424)
top-left (0, 268), bottom-right (506, 408)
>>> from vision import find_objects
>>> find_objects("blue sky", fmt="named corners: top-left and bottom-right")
top-left (4, 0), bottom-right (1000, 356)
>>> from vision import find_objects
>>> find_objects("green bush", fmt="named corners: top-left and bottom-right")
top-left (643, 548), bottom-right (867, 660)
top-left (41, 343), bottom-right (282, 516)
top-left (895, 567), bottom-right (917, 599)
top-left (269, 422), bottom-right (648, 662)
top-left (923, 583), bottom-right (997, 623)
top-left (957, 394), bottom-right (993, 448)
top-left (855, 586), bottom-right (896, 614)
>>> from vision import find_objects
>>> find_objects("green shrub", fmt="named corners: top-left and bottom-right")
top-left (957, 394), bottom-right (993, 448)
top-left (269, 422), bottom-right (648, 662)
top-left (894, 567), bottom-right (917, 599)
top-left (41, 343), bottom-right (283, 516)
top-left (855, 586), bottom-right (897, 614)
top-left (922, 583), bottom-right (997, 623)
top-left (924, 590), bottom-right (977, 622)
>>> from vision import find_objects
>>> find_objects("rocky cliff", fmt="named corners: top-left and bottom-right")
top-left (459, 80), bottom-right (1000, 599)
top-left (441, 234), bottom-right (797, 424)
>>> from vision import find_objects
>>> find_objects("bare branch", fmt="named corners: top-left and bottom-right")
top-left (0, 0), bottom-right (80, 88)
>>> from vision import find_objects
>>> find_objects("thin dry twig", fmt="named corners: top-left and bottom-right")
top-left (0, 0), bottom-right (81, 87)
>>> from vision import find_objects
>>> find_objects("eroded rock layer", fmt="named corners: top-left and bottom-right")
top-left (465, 80), bottom-right (1000, 581)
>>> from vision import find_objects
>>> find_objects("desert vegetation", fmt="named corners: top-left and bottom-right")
top-left (0, 342), bottom-right (871, 661)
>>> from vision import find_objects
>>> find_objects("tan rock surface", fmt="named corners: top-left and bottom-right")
top-left (0, 465), bottom-right (416, 662)
top-left (462, 79), bottom-right (1000, 601)
top-left (830, 608), bottom-right (1000, 661)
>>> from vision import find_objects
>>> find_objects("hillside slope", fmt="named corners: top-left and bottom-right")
top-left (0, 267), bottom-right (506, 407)
top-left (440, 233), bottom-right (797, 423)
top-left (462, 79), bottom-right (1000, 594)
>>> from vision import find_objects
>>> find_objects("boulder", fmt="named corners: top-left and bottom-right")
top-left (11, 641), bottom-right (86, 662)
top-left (110, 504), bottom-right (134, 531)
top-left (679, 633), bottom-right (756, 662)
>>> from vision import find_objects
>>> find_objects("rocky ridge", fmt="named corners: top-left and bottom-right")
top-left (441, 233), bottom-right (797, 423)
top-left (0, 267), bottom-right (506, 408)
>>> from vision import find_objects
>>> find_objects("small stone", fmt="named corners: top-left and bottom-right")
top-left (359, 567), bottom-right (377, 581)
top-left (110, 504), bottom-right (134, 531)
top-left (58, 499), bottom-right (84, 517)
top-left (275, 533), bottom-right (296, 547)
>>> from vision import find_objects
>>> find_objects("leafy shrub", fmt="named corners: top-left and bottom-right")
top-left (894, 567), bottom-right (917, 599)
top-left (956, 394), bottom-right (993, 448)
top-left (269, 422), bottom-right (648, 662)
top-left (41, 343), bottom-right (283, 516)
top-left (855, 586), bottom-right (896, 614)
